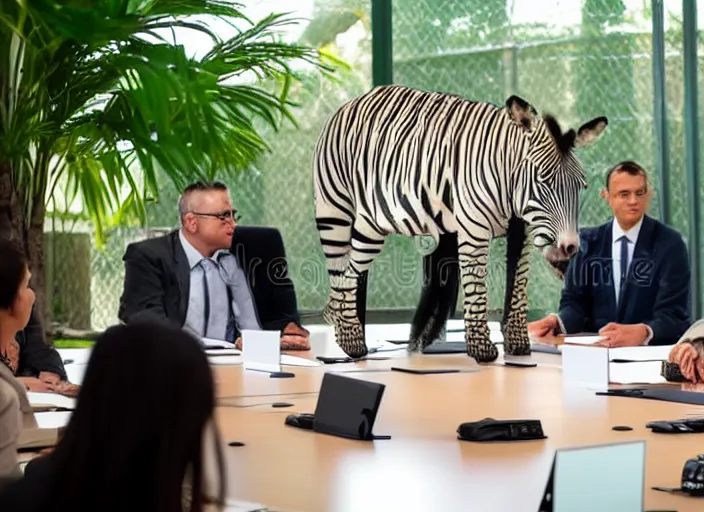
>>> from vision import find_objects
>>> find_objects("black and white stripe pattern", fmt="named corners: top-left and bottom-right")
top-left (314, 85), bottom-right (608, 362)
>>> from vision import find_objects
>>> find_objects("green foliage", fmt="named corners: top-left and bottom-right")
top-left (0, 0), bottom-right (339, 244)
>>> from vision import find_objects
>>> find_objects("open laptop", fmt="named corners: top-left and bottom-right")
top-left (313, 372), bottom-right (386, 441)
top-left (538, 440), bottom-right (646, 512)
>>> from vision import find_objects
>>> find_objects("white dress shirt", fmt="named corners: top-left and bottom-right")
top-left (179, 230), bottom-right (261, 340)
top-left (612, 215), bottom-right (643, 305)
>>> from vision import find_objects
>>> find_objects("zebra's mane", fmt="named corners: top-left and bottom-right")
top-left (542, 115), bottom-right (576, 155)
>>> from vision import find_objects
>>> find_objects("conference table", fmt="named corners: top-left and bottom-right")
top-left (200, 322), bottom-right (704, 512)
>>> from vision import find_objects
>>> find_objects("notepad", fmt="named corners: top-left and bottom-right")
top-left (608, 344), bottom-right (671, 362)
top-left (27, 392), bottom-right (76, 411)
top-left (201, 337), bottom-right (237, 349)
top-left (562, 334), bottom-right (606, 345)
top-left (35, 411), bottom-right (72, 429)
top-left (608, 361), bottom-right (667, 385)
top-left (280, 355), bottom-right (322, 367)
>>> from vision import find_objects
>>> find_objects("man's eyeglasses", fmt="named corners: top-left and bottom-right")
top-left (189, 209), bottom-right (241, 223)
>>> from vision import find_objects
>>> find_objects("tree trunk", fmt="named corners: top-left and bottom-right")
top-left (0, 159), bottom-right (51, 342)
top-left (25, 194), bottom-right (49, 341)
top-left (0, 161), bottom-right (23, 245)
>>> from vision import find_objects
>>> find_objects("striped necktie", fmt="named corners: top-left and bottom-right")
top-left (199, 257), bottom-right (238, 342)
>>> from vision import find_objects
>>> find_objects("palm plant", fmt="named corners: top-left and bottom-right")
top-left (0, 0), bottom-right (339, 329)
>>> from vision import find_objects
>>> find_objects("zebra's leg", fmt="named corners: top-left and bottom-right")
top-left (316, 214), bottom-right (352, 327)
top-left (332, 219), bottom-right (386, 358)
top-left (502, 216), bottom-right (532, 356)
top-left (457, 239), bottom-right (497, 363)
top-left (409, 233), bottom-right (459, 352)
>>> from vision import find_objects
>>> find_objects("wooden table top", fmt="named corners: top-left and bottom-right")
top-left (210, 335), bottom-right (704, 512)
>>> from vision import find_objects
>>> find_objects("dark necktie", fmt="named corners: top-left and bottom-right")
top-left (619, 235), bottom-right (629, 296)
top-left (199, 257), bottom-right (238, 342)
top-left (216, 253), bottom-right (239, 343)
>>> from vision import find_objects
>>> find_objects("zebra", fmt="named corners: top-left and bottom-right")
top-left (313, 84), bottom-right (607, 363)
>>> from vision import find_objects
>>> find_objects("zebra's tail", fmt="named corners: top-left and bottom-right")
top-left (409, 233), bottom-right (460, 349)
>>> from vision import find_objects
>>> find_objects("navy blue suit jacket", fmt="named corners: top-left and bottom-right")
top-left (557, 215), bottom-right (692, 345)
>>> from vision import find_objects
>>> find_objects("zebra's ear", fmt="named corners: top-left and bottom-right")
top-left (574, 116), bottom-right (609, 148)
top-left (506, 95), bottom-right (538, 131)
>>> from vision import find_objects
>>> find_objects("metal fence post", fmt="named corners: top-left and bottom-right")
top-left (683, 0), bottom-right (701, 319)
top-left (651, 0), bottom-right (670, 225)
top-left (371, 0), bottom-right (393, 86)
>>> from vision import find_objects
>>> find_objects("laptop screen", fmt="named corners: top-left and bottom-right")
top-left (313, 373), bottom-right (385, 440)
top-left (553, 440), bottom-right (646, 512)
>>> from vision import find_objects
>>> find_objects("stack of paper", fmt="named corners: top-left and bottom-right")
top-left (27, 392), bottom-right (76, 411)
top-left (201, 337), bottom-right (237, 349)
top-left (608, 345), bottom-right (672, 362)
top-left (562, 334), bottom-right (606, 345)
top-left (609, 361), bottom-right (667, 385)
top-left (35, 411), bottom-right (72, 429)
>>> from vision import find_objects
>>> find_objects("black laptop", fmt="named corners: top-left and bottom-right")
top-left (313, 372), bottom-right (387, 441)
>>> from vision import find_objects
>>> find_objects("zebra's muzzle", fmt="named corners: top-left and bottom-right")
top-left (548, 258), bottom-right (570, 280)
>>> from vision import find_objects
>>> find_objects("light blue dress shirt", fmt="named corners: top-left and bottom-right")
top-left (179, 230), bottom-right (261, 340)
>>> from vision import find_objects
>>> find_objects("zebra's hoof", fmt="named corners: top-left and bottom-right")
top-left (467, 341), bottom-right (499, 363)
top-left (504, 343), bottom-right (532, 356)
top-left (407, 338), bottom-right (423, 353)
top-left (503, 324), bottom-right (532, 356)
top-left (334, 320), bottom-right (368, 359)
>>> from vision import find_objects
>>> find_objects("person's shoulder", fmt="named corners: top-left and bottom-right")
top-left (0, 378), bottom-right (19, 414)
top-left (576, 222), bottom-right (610, 253)
top-left (649, 216), bottom-right (686, 246)
top-left (123, 230), bottom-right (178, 260)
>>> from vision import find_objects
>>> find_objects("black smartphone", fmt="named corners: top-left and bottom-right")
top-left (391, 367), bottom-right (460, 375)
top-left (316, 356), bottom-right (354, 364)
top-left (504, 361), bottom-right (537, 368)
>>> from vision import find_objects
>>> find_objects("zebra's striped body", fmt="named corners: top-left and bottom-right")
top-left (314, 85), bottom-right (607, 362)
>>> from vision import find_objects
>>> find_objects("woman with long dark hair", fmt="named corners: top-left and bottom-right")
top-left (0, 321), bottom-right (226, 511)
top-left (0, 238), bottom-right (39, 485)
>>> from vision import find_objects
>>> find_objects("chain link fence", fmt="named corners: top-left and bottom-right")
top-left (43, 0), bottom-right (704, 333)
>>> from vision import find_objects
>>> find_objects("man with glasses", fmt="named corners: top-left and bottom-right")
top-left (117, 181), bottom-right (310, 350)
top-left (528, 160), bottom-right (691, 347)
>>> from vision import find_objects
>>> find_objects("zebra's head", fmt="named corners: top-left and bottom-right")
top-left (505, 96), bottom-right (608, 279)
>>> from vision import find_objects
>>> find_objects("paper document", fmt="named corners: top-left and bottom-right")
top-left (608, 345), bottom-right (672, 362)
top-left (205, 348), bottom-right (241, 356)
top-left (280, 354), bottom-right (322, 367)
top-left (208, 353), bottom-right (321, 367)
top-left (609, 361), bottom-right (667, 385)
top-left (208, 355), bottom-right (243, 366)
top-left (367, 340), bottom-right (406, 352)
top-left (201, 337), bottom-right (236, 349)
top-left (27, 392), bottom-right (76, 410)
top-left (35, 411), bottom-right (72, 429)
top-left (562, 334), bottom-right (606, 345)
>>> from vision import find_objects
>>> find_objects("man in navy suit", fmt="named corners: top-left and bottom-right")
top-left (528, 160), bottom-right (691, 347)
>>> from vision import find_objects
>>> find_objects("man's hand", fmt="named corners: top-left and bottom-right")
top-left (595, 322), bottom-right (649, 347)
top-left (280, 322), bottom-right (310, 351)
top-left (18, 376), bottom-right (81, 397)
top-left (38, 372), bottom-right (61, 385)
top-left (669, 342), bottom-right (704, 383)
top-left (17, 377), bottom-right (57, 393)
top-left (233, 322), bottom-right (311, 351)
top-left (527, 315), bottom-right (559, 340)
